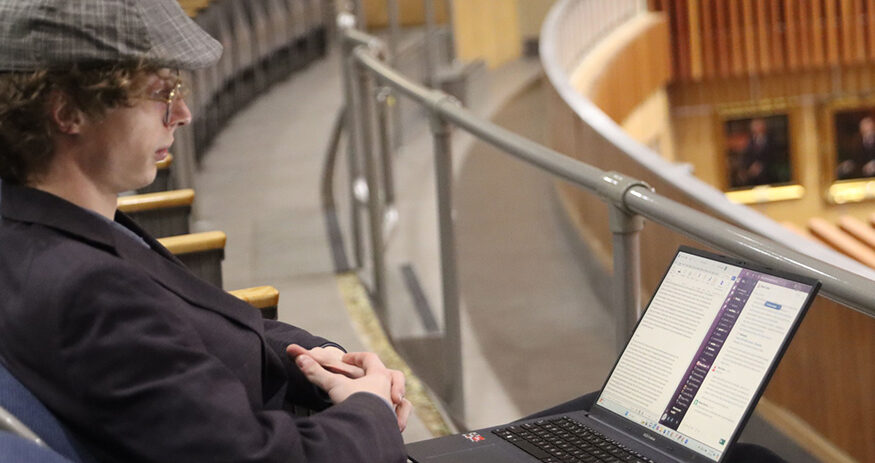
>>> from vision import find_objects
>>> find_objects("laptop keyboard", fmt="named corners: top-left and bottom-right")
top-left (492, 416), bottom-right (655, 463)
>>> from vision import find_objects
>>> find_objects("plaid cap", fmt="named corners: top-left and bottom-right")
top-left (0, 0), bottom-right (222, 71)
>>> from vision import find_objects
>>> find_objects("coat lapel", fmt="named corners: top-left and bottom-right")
top-left (1, 183), bottom-right (262, 334)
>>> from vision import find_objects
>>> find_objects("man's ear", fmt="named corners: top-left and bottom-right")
top-left (49, 91), bottom-right (85, 135)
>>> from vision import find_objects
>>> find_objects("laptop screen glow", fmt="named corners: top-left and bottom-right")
top-left (596, 250), bottom-right (814, 461)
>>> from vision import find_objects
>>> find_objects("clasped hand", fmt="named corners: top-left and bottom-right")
top-left (286, 344), bottom-right (412, 431)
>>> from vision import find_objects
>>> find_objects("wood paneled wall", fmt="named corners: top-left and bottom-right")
top-left (583, 16), bottom-right (672, 124)
top-left (451, 0), bottom-right (521, 68)
top-left (549, 8), bottom-right (875, 461)
top-left (650, 0), bottom-right (875, 81)
top-left (670, 67), bottom-right (875, 227)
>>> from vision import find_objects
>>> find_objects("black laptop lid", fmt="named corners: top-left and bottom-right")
top-left (590, 246), bottom-right (819, 462)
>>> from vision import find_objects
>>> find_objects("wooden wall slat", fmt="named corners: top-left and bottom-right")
top-left (756, 0), bottom-right (771, 72)
top-left (867, 0), bottom-right (875, 59)
top-left (785, 0), bottom-right (800, 69)
top-left (841, 0), bottom-right (856, 63)
top-left (802, 0), bottom-right (813, 66)
top-left (770, 0), bottom-right (785, 70)
top-left (854, 0), bottom-right (867, 61)
top-left (729, 0), bottom-right (746, 75)
top-left (716, 0), bottom-right (733, 76)
top-left (825, 0), bottom-right (841, 65)
top-left (676, 0), bottom-right (691, 80)
top-left (742, 0), bottom-right (758, 73)
top-left (687, 0), bottom-right (704, 79)
top-left (700, 0), bottom-right (717, 78)
top-left (666, 1), bottom-right (682, 79)
top-left (811, 0), bottom-right (826, 66)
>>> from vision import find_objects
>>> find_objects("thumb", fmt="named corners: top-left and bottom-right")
top-left (296, 354), bottom-right (341, 392)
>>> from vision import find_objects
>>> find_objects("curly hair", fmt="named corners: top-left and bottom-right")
top-left (0, 62), bottom-right (159, 185)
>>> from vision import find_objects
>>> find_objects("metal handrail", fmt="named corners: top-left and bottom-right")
top-left (337, 4), bottom-right (875, 423)
top-left (348, 41), bottom-right (875, 317)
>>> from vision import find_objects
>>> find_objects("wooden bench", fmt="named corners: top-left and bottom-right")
top-left (807, 217), bottom-right (875, 268)
top-left (118, 189), bottom-right (194, 238)
top-left (229, 285), bottom-right (280, 320)
top-left (158, 231), bottom-right (226, 288)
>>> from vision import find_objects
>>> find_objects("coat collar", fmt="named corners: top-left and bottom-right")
top-left (0, 182), bottom-right (263, 335)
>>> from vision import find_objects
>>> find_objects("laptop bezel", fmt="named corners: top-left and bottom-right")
top-left (587, 245), bottom-right (821, 463)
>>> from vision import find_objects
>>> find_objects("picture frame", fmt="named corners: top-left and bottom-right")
top-left (716, 106), bottom-right (802, 204)
top-left (822, 99), bottom-right (875, 204)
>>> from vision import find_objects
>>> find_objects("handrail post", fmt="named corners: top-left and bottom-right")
top-left (338, 14), bottom-right (365, 269)
top-left (356, 58), bottom-right (388, 318)
top-left (386, 0), bottom-right (400, 62)
top-left (444, 0), bottom-right (457, 62)
top-left (430, 103), bottom-right (464, 422)
top-left (386, 0), bottom-right (404, 148)
top-left (423, 0), bottom-right (437, 87)
top-left (609, 206), bottom-right (644, 353)
top-left (351, 0), bottom-right (366, 31)
top-left (376, 87), bottom-right (397, 213)
top-left (596, 172), bottom-right (649, 353)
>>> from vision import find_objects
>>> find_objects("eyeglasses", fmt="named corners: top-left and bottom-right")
top-left (145, 70), bottom-right (187, 125)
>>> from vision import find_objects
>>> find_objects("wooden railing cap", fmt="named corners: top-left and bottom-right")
top-left (117, 189), bottom-right (195, 213)
top-left (157, 230), bottom-right (226, 255)
top-left (229, 286), bottom-right (280, 309)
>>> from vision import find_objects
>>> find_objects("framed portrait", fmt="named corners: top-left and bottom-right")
top-left (722, 113), bottom-right (793, 190)
top-left (832, 107), bottom-right (875, 181)
top-left (821, 100), bottom-right (875, 204)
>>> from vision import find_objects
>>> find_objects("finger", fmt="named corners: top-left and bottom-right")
top-left (295, 354), bottom-right (342, 394)
top-left (323, 362), bottom-right (365, 378)
top-left (395, 398), bottom-right (413, 432)
top-left (342, 351), bottom-right (387, 372)
top-left (389, 369), bottom-right (406, 404)
top-left (319, 347), bottom-right (365, 377)
top-left (288, 346), bottom-right (366, 378)
top-left (286, 344), bottom-right (309, 357)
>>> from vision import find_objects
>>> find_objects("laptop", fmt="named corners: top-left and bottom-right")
top-left (407, 246), bottom-right (820, 463)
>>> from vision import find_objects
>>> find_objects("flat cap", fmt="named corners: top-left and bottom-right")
top-left (0, 0), bottom-right (222, 71)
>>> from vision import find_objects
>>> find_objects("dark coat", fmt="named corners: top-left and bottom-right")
top-left (0, 182), bottom-right (406, 462)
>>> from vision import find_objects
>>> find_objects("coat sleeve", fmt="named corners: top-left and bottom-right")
top-left (55, 264), bottom-right (407, 463)
top-left (261, 319), bottom-right (338, 410)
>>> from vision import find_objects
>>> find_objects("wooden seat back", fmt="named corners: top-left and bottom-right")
top-left (229, 285), bottom-right (280, 320)
top-left (118, 189), bottom-right (194, 238)
top-left (158, 231), bottom-right (226, 288)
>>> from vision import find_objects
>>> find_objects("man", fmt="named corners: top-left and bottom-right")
top-left (837, 115), bottom-right (875, 180)
top-left (0, 1), bottom-right (409, 461)
top-left (736, 118), bottom-right (784, 187)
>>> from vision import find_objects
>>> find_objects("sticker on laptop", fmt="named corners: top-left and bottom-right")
top-left (462, 432), bottom-right (485, 443)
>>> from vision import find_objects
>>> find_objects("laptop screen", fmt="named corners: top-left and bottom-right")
top-left (595, 248), bottom-right (817, 461)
